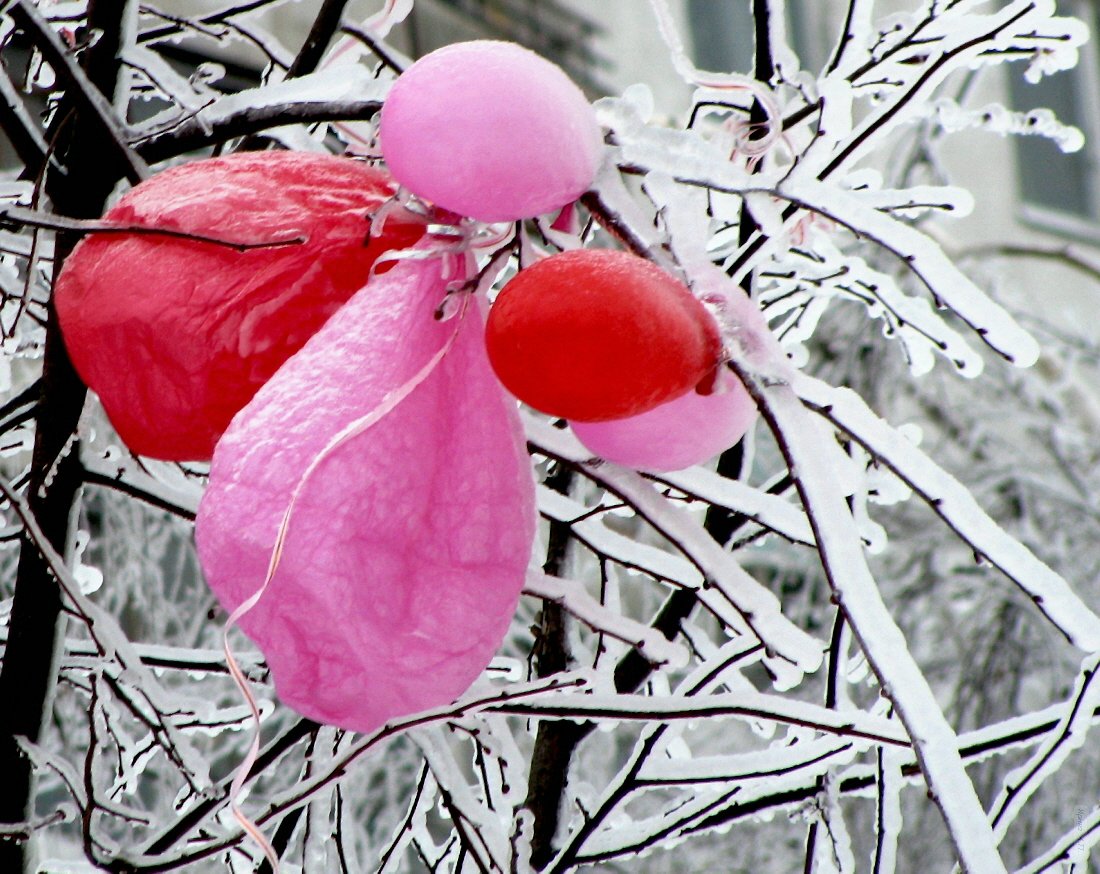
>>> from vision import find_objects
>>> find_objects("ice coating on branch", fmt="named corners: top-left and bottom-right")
top-left (525, 570), bottom-right (689, 668)
top-left (779, 177), bottom-right (1039, 369)
top-left (195, 257), bottom-right (536, 733)
top-left (596, 96), bottom-right (755, 195)
top-left (54, 152), bottom-right (423, 460)
top-left (1021, 7), bottom-right (1089, 84)
top-left (570, 371), bottom-right (757, 472)
top-left (380, 41), bottom-right (602, 222)
top-left (927, 100), bottom-right (1085, 153)
top-left (536, 481), bottom-right (701, 586)
top-left (988, 652), bottom-right (1100, 843)
top-left (760, 382), bottom-right (1010, 873)
top-left (841, 182), bottom-right (975, 220)
top-left (793, 372), bottom-right (1100, 652)
top-left (134, 66), bottom-right (394, 142)
top-left (529, 419), bottom-right (824, 686)
top-left (758, 231), bottom-right (984, 377)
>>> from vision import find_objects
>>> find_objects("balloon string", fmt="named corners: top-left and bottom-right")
top-left (221, 281), bottom-right (470, 872)
top-left (368, 222), bottom-right (515, 286)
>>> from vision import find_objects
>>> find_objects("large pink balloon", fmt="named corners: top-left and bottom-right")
top-left (570, 372), bottom-right (757, 472)
top-left (195, 257), bottom-right (536, 733)
top-left (380, 41), bottom-right (602, 222)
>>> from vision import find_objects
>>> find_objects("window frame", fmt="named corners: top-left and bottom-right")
top-left (1013, 0), bottom-right (1100, 242)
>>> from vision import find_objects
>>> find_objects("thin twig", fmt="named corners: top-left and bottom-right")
top-left (8, 0), bottom-right (148, 183)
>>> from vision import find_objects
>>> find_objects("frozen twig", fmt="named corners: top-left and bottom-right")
top-left (131, 66), bottom-right (389, 161)
top-left (748, 377), bottom-right (1008, 874)
top-left (793, 371), bottom-right (1100, 651)
top-left (523, 570), bottom-right (688, 668)
top-left (9, 0), bottom-right (149, 183)
top-left (527, 414), bottom-right (824, 687)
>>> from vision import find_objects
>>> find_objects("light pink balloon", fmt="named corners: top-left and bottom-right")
top-left (380, 40), bottom-right (602, 222)
top-left (195, 257), bottom-right (536, 733)
top-left (570, 372), bottom-right (757, 472)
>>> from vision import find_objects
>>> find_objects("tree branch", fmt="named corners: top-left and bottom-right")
top-left (0, 2), bottom-right (132, 866)
top-left (8, 0), bottom-right (148, 184)
top-left (285, 0), bottom-right (351, 79)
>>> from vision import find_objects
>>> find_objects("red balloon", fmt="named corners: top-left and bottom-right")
top-left (55, 152), bottom-right (423, 461)
top-left (485, 250), bottom-right (722, 421)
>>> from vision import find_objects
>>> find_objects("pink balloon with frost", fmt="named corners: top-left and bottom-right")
top-left (570, 371), bottom-right (757, 472)
top-left (380, 40), bottom-right (603, 222)
top-left (195, 257), bottom-right (536, 733)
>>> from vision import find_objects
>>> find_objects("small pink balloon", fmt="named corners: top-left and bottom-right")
top-left (570, 372), bottom-right (757, 472)
top-left (195, 256), bottom-right (536, 733)
top-left (380, 40), bottom-right (602, 222)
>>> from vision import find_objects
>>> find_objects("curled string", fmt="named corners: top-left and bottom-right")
top-left (368, 205), bottom-right (515, 285)
top-left (647, 0), bottom-right (784, 159)
top-left (221, 260), bottom-right (471, 872)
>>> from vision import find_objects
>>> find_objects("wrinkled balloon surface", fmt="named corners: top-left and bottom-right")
top-left (195, 257), bottom-right (536, 733)
top-left (380, 40), bottom-right (602, 222)
top-left (55, 152), bottom-right (423, 461)
top-left (570, 371), bottom-right (757, 472)
top-left (485, 249), bottom-right (723, 421)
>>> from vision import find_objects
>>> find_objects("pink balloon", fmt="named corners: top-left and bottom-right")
top-left (570, 372), bottom-right (757, 472)
top-left (195, 257), bottom-right (536, 733)
top-left (380, 41), bottom-right (602, 222)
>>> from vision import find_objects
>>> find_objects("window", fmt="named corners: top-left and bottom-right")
top-left (687, 0), bottom-right (754, 72)
top-left (686, 0), bottom-right (827, 75)
top-left (1010, 0), bottom-right (1100, 234)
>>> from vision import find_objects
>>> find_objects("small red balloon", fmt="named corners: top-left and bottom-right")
top-left (55, 152), bottom-right (423, 461)
top-left (485, 249), bottom-right (722, 421)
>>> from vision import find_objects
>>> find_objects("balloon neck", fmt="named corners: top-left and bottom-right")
top-left (695, 364), bottom-right (721, 396)
top-left (550, 203), bottom-right (577, 233)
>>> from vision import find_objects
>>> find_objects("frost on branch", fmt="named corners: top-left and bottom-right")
top-left (2, 0), bottom-right (1100, 872)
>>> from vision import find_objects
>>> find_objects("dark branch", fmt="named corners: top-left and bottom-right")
top-left (0, 54), bottom-right (53, 176)
top-left (132, 98), bottom-right (382, 163)
top-left (0, 205), bottom-right (307, 250)
top-left (0, 2), bottom-right (133, 866)
top-left (285, 0), bottom-right (351, 79)
top-left (8, 0), bottom-right (149, 184)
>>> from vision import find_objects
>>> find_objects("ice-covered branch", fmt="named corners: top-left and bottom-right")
top-left (80, 446), bottom-right (204, 519)
top-left (0, 479), bottom-right (212, 791)
top-left (8, 0), bottom-right (149, 183)
top-left (1015, 807), bottom-right (1100, 874)
top-left (793, 371), bottom-right (1100, 651)
top-left (653, 465), bottom-right (813, 546)
top-left (527, 415), bottom-right (823, 686)
top-left (536, 483), bottom-right (700, 587)
top-left (987, 653), bottom-right (1100, 842)
top-left (131, 66), bottom-right (389, 162)
top-left (773, 179), bottom-right (1038, 367)
top-left (523, 570), bottom-right (688, 668)
top-left (490, 691), bottom-right (909, 746)
top-left (748, 378), bottom-right (1008, 873)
